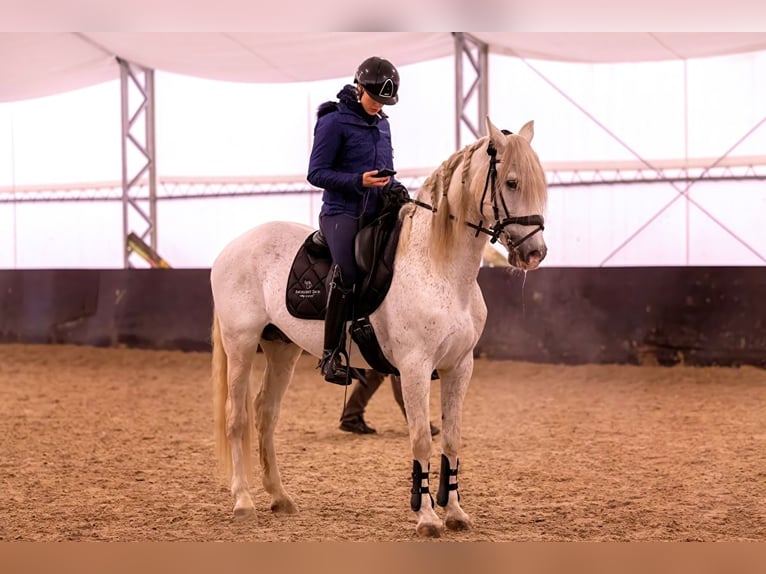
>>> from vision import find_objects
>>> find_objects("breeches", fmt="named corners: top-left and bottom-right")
top-left (319, 213), bottom-right (359, 288)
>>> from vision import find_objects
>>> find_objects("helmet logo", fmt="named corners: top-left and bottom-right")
top-left (379, 78), bottom-right (395, 98)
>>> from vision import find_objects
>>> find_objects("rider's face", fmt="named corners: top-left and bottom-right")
top-left (359, 89), bottom-right (384, 116)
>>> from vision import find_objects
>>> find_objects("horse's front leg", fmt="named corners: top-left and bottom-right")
top-left (400, 366), bottom-right (442, 537)
top-left (437, 355), bottom-right (473, 531)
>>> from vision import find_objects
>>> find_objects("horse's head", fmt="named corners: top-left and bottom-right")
top-left (485, 117), bottom-right (548, 271)
top-left (417, 117), bottom-right (548, 272)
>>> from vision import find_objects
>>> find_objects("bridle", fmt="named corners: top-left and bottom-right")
top-left (407, 133), bottom-right (545, 249)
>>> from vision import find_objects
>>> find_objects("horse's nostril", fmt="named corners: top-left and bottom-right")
top-left (526, 250), bottom-right (542, 262)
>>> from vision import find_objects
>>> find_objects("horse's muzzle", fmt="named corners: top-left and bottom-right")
top-left (508, 247), bottom-right (546, 271)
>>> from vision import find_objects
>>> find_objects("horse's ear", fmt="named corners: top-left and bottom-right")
top-left (485, 116), bottom-right (507, 151)
top-left (518, 120), bottom-right (535, 143)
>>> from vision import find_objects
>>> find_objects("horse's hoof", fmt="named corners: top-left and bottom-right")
top-left (233, 505), bottom-right (255, 520)
top-left (416, 522), bottom-right (442, 538)
top-left (270, 497), bottom-right (298, 515)
top-left (445, 517), bottom-right (471, 531)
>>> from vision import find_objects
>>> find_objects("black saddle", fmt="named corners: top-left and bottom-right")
top-left (284, 209), bottom-right (403, 375)
top-left (286, 210), bottom-right (402, 321)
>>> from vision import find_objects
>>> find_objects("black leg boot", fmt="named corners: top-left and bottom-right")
top-left (319, 276), bottom-right (353, 386)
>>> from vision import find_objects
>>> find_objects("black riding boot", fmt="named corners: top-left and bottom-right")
top-left (319, 278), bottom-right (353, 386)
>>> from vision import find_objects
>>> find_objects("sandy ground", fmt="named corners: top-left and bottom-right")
top-left (0, 343), bottom-right (764, 541)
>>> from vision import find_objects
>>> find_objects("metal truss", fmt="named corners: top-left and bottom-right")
top-left (118, 58), bottom-right (158, 268)
top-left (0, 161), bottom-right (766, 203)
top-left (453, 32), bottom-right (489, 150)
top-left (3, 159), bottom-right (765, 204)
top-left (545, 156), bottom-right (766, 187)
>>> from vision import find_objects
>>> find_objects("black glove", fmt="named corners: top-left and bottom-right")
top-left (382, 180), bottom-right (410, 211)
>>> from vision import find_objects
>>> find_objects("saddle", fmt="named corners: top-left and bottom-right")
top-left (285, 208), bottom-right (403, 375)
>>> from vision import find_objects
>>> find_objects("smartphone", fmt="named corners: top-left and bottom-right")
top-left (373, 168), bottom-right (397, 178)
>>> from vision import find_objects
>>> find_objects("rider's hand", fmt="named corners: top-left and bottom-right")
top-left (362, 170), bottom-right (391, 187)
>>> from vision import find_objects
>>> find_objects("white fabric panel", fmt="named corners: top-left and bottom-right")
top-left (4, 32), bottom-right (766, 102)
top-left (0, 33), bottom-right (117, 102)
top-left (84, 32), bottom-right (451, 83)
top-left (478, 32), bottom-right (766, 63)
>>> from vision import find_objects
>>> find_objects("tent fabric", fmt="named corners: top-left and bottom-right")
top-left (3, 32), bottom-right (766, 102)
top-left (477, 32), bottom-right (766, 63)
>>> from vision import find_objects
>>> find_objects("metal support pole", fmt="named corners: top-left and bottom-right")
top-left (453, 32), bottom-right (489, 150)
top-left (119, 57), bottom-right (158, 269)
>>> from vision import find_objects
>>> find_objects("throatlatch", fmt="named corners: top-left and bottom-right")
top-left (436, 454), bottom-right (460, 507)
top-left (410, 460), bottom-right (435, 512)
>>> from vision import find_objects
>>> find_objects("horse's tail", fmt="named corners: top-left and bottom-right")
top-left (212, 310), bottom-right (251, 480)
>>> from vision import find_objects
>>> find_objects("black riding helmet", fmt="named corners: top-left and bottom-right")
top-left (354, 56), bottom-right (400, 105)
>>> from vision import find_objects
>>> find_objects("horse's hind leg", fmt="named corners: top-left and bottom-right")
top-left (255, 339), bottom-right (303, 514)
top-left (437, 355), bottom-right (473, 531)
top-left (224, 343), bottom-right (259, 518)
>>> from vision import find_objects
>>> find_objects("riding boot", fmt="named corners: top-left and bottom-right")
top-left (319, 278), bottom-right (353, 386)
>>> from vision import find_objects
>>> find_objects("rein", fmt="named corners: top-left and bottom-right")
top-left (406, 136), bottom-right (545, 248)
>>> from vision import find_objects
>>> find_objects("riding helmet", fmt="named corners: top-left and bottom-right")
top-left (354, 56), bottom-right (400, 105)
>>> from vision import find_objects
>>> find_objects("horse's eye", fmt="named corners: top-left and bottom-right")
top-left (506, 179), bottom-right (518, 190)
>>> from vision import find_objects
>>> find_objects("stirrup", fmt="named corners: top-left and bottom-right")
top-left (319, 350), bottom-right (352, 386)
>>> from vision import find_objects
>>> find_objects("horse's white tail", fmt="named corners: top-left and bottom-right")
top-left (212, 311), bottom-right (252, 481)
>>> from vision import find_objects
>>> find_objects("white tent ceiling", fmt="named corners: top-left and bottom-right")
top-left (3, 32), bottom-right (766, 102)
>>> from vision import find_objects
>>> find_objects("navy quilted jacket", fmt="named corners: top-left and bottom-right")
top-left (307, 85), bottom-right (396, 217)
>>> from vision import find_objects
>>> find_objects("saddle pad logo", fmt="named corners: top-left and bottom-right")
top-left (294, 279), bottom-right (321, 299)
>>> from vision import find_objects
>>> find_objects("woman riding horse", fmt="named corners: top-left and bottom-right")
top-left (307, 56), bottom-right (407, 385)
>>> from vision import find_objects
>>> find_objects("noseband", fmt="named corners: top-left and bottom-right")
top-left (407, 133), bottom-right (545, 249)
